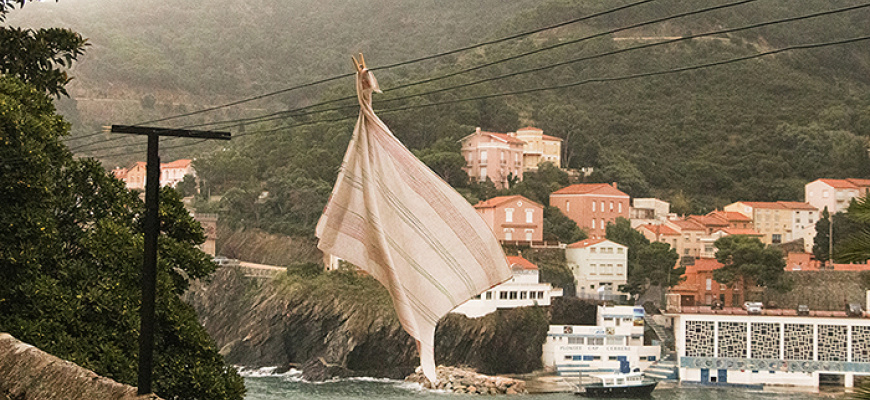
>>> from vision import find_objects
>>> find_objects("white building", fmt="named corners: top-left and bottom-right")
top-left (806, 178), bottom-right (870, 215)
top-left (629, 198), bottom-right (671, 228)
top-left (672, 309), bottom-right (870, 389)
top-left (543, 306), bottom-right (660, 375)
top-left (451, 256), bottom-right (561, 318)
top-left (565, 239), bottom-right (628, 301)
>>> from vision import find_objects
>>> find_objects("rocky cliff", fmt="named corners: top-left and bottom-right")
top-left (185, 265), bottom-right (555, 379)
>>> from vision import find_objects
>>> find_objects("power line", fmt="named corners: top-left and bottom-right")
top-left (130, 0), bottom-right (655, 127)
top-left (179, 0), bottom-right (761, 132)
top-left (86, 34), bottom-right (870, 159)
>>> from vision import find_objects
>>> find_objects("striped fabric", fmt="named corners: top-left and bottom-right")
top-left (315, 68), bottom-right (511, 383)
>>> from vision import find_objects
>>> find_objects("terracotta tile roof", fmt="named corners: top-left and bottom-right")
top-left (688, 214), bottom-right (728, 227)
top-left (709, 211), bottom-right (752, 222)
top-left (567, 238), bottom-right (609, 249)
top-left (474, 195), bottom-right (542, 209)
top-left (541, 134), bottom-right (563, 142)
top-left (735, 201), bottom-right (786, 209)
top-left (484, 131), bottom-right (526, 145)
top-left (162, 159), bottom-right (192, 169)
top-left (551, 183), bottom-right (628, 197)
top-left (637, 223), bottom-right (680, 236)
top-left (669, 219), bottom-right (706, 231)
top-left (127, 161), bottom-right (147, 170)
top-left (847, 178), bottom-right (870, 187)
top-left (506, 255), bottom-right (538, 270)
top-left (817, 179), bottom-right (858, 189)
top-left (776, 201), bottom-right (817, 211)
top-left (517, 126), bottom-right (543, 132)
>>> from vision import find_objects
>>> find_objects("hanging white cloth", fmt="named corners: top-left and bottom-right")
top-left (315, 66), bottom-right (511, 383)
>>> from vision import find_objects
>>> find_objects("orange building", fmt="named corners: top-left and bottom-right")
top-left (549, 183), bottom-right (629, 239)
top-left (460, 127), bottom-right (525, 189)
top-left (669, 258), bottom-right (744, 307)
top-left (473, 195), bottom-right (544, 242)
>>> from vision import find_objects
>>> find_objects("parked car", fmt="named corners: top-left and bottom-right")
top-left (743, 302), bottom-right (763, 314)
top-left (797, 305), bottom-right (810, 316)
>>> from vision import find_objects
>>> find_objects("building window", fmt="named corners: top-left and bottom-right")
top-left (480, 167), bottom-right (487, 181)
top-left (823, 190), bottom-right (829, 198)
top-left (592, 219), bottom-right (596, 229)
top-left (610, 202), bottom-right (614, 211)
top-left (617, 248), bottom-right (624, 254)
top-left (509, 291), bottom-right (518, 299)
top-left (526, 209), bottom-right (534, 223)
top-left (480, 150), bottom-right (487, 162)
top-left (589, 338), bottom-right (604, 346)
top-left (486, 291), bottom-right (493, 300)
top-left (618, 203), bottom-right (622, 213)
top-left (706, 278), bottom-right (712, 291)
top-left (592, 201), bottom-right (596, 212)
top-left (566, 201), bottom-right (570, 212)
top-left (602, 219), bottom-right (606, 230)
top-left (525, 229), bottom-right (534, 241)
top-left (771, 234), bottom-right (782, 244)
top-left (590, 264), bottom-right (596, 274)
top-left (505, 208), bottom-right (514, 222)
top-left (600, 201), bottom-right (605, 211)
top-left (519, 291), bottom-right (528, 300)
top-left (504, 229), bottom-right (513, 240)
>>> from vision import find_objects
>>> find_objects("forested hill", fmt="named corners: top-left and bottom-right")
top-left (8, 0), bottom-right (870, 234)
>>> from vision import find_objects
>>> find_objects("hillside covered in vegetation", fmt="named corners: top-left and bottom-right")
top-left (9, 0), bottom-right (870, 236)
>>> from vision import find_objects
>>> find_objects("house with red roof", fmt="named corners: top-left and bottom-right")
top-left (549, 183), bottom-right (630, 239)
top-left (805, 178), bottom-right (870, 215)
top-left (668, 257), bottom-right (744, 307)
top-left (473, 195), bottom-right (544, 242)
top-left (514, 126), bottom-right (562, 171)
top-left (724, 201), bottom-right (818, 250)
top-left (565, 238), bottom-right (628, 301)
top-left (460, 127), bottom-right (526, 188)
top-left (451, 255), bottom-right (562, 318)
top-left (111, 159), bottom-right (197, 192)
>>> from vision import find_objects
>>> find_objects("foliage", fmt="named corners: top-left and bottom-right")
top-left (605, 218), bottom-right (681, 296)
top-left (0, 76), bottom-right (244, 399)
top-left (175, 173), bottom-right (198, 197)
top-left (537, 262), bottom-right (574, 292)
top-left (542, 206), bottom-right (586, 244)
top-left (813, 208), bottom-right (868, 264)
top-left (836, 196), bottom-right (870, 263)
top-left (713, 235), bottom-right (790, 292)
top-left (0, 26), bottom-right (87, 96)
top-left (481, 306), bottom-right (548, 375)
top-left (549, 296), bottom-right (596, 325)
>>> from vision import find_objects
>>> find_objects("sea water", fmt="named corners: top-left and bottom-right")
top-left (241, 368), bottom-right (847, 400)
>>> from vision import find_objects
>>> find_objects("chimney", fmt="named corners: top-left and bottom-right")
top-left (475, 127), bottom-right (481, 134)
top-left (612, 182), bottom-right (618, 189)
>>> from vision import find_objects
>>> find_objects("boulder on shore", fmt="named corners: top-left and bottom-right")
top-left (405, 366), bottom-right (526, 395)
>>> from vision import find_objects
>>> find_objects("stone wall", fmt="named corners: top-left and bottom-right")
top-left (0, 333), bottom-right (160, 400)
top-left (762, 271), bottom-right (867, 310)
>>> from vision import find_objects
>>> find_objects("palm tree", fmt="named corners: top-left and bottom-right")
top-left (837, 196), bottom-right (870, 263)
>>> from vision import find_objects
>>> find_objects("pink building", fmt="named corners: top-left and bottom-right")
top-left (460, 127), bottom-right (525, 189)
top-left (549, 183), bottom-right (629, 239)
top-left (112, 159), bottom-right (196, 191)
top-left (473, 195), bottom-right (544, 242)
top-left (805, 178), bottom-right (870, 215)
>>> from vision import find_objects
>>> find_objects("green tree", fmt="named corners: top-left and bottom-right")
top-left (0, 0), bottom-right (87, 97)
top-left (542, 206), bottom-right (586, 244)
top-left (175, 173), bottom-right (198, 197)
top-left (813, 208), bottom-right (867, 264)
top-left (414, 137), bottom-right (469, 188)
top-left (0, 76), bottom-right (244, 399)
top-left (713, 235), bottom-right (789, 292)
top-left (623, 242), bottom-right (683, 296)
top-left (836, 196), bottom-right (870, 263)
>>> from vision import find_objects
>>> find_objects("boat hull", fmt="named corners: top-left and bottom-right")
top-left (575, 381), bottom-right (658, 398)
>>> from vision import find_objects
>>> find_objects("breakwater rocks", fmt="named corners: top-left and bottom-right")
top-left (406, 366), bottom-right (526, 395)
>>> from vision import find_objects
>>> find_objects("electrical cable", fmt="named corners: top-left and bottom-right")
top-left (86, 34), bottom-right (870, 159)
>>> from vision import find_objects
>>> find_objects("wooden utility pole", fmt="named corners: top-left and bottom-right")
top-left (110, 125), bottom-right (230, 395)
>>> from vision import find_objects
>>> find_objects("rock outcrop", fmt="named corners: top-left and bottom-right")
top-left (0, 333), bottom-right (161, 400)
top-left (185, 265), bottom-right (550, 380)
top-left (405, 366), bottom-right (526, 395)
